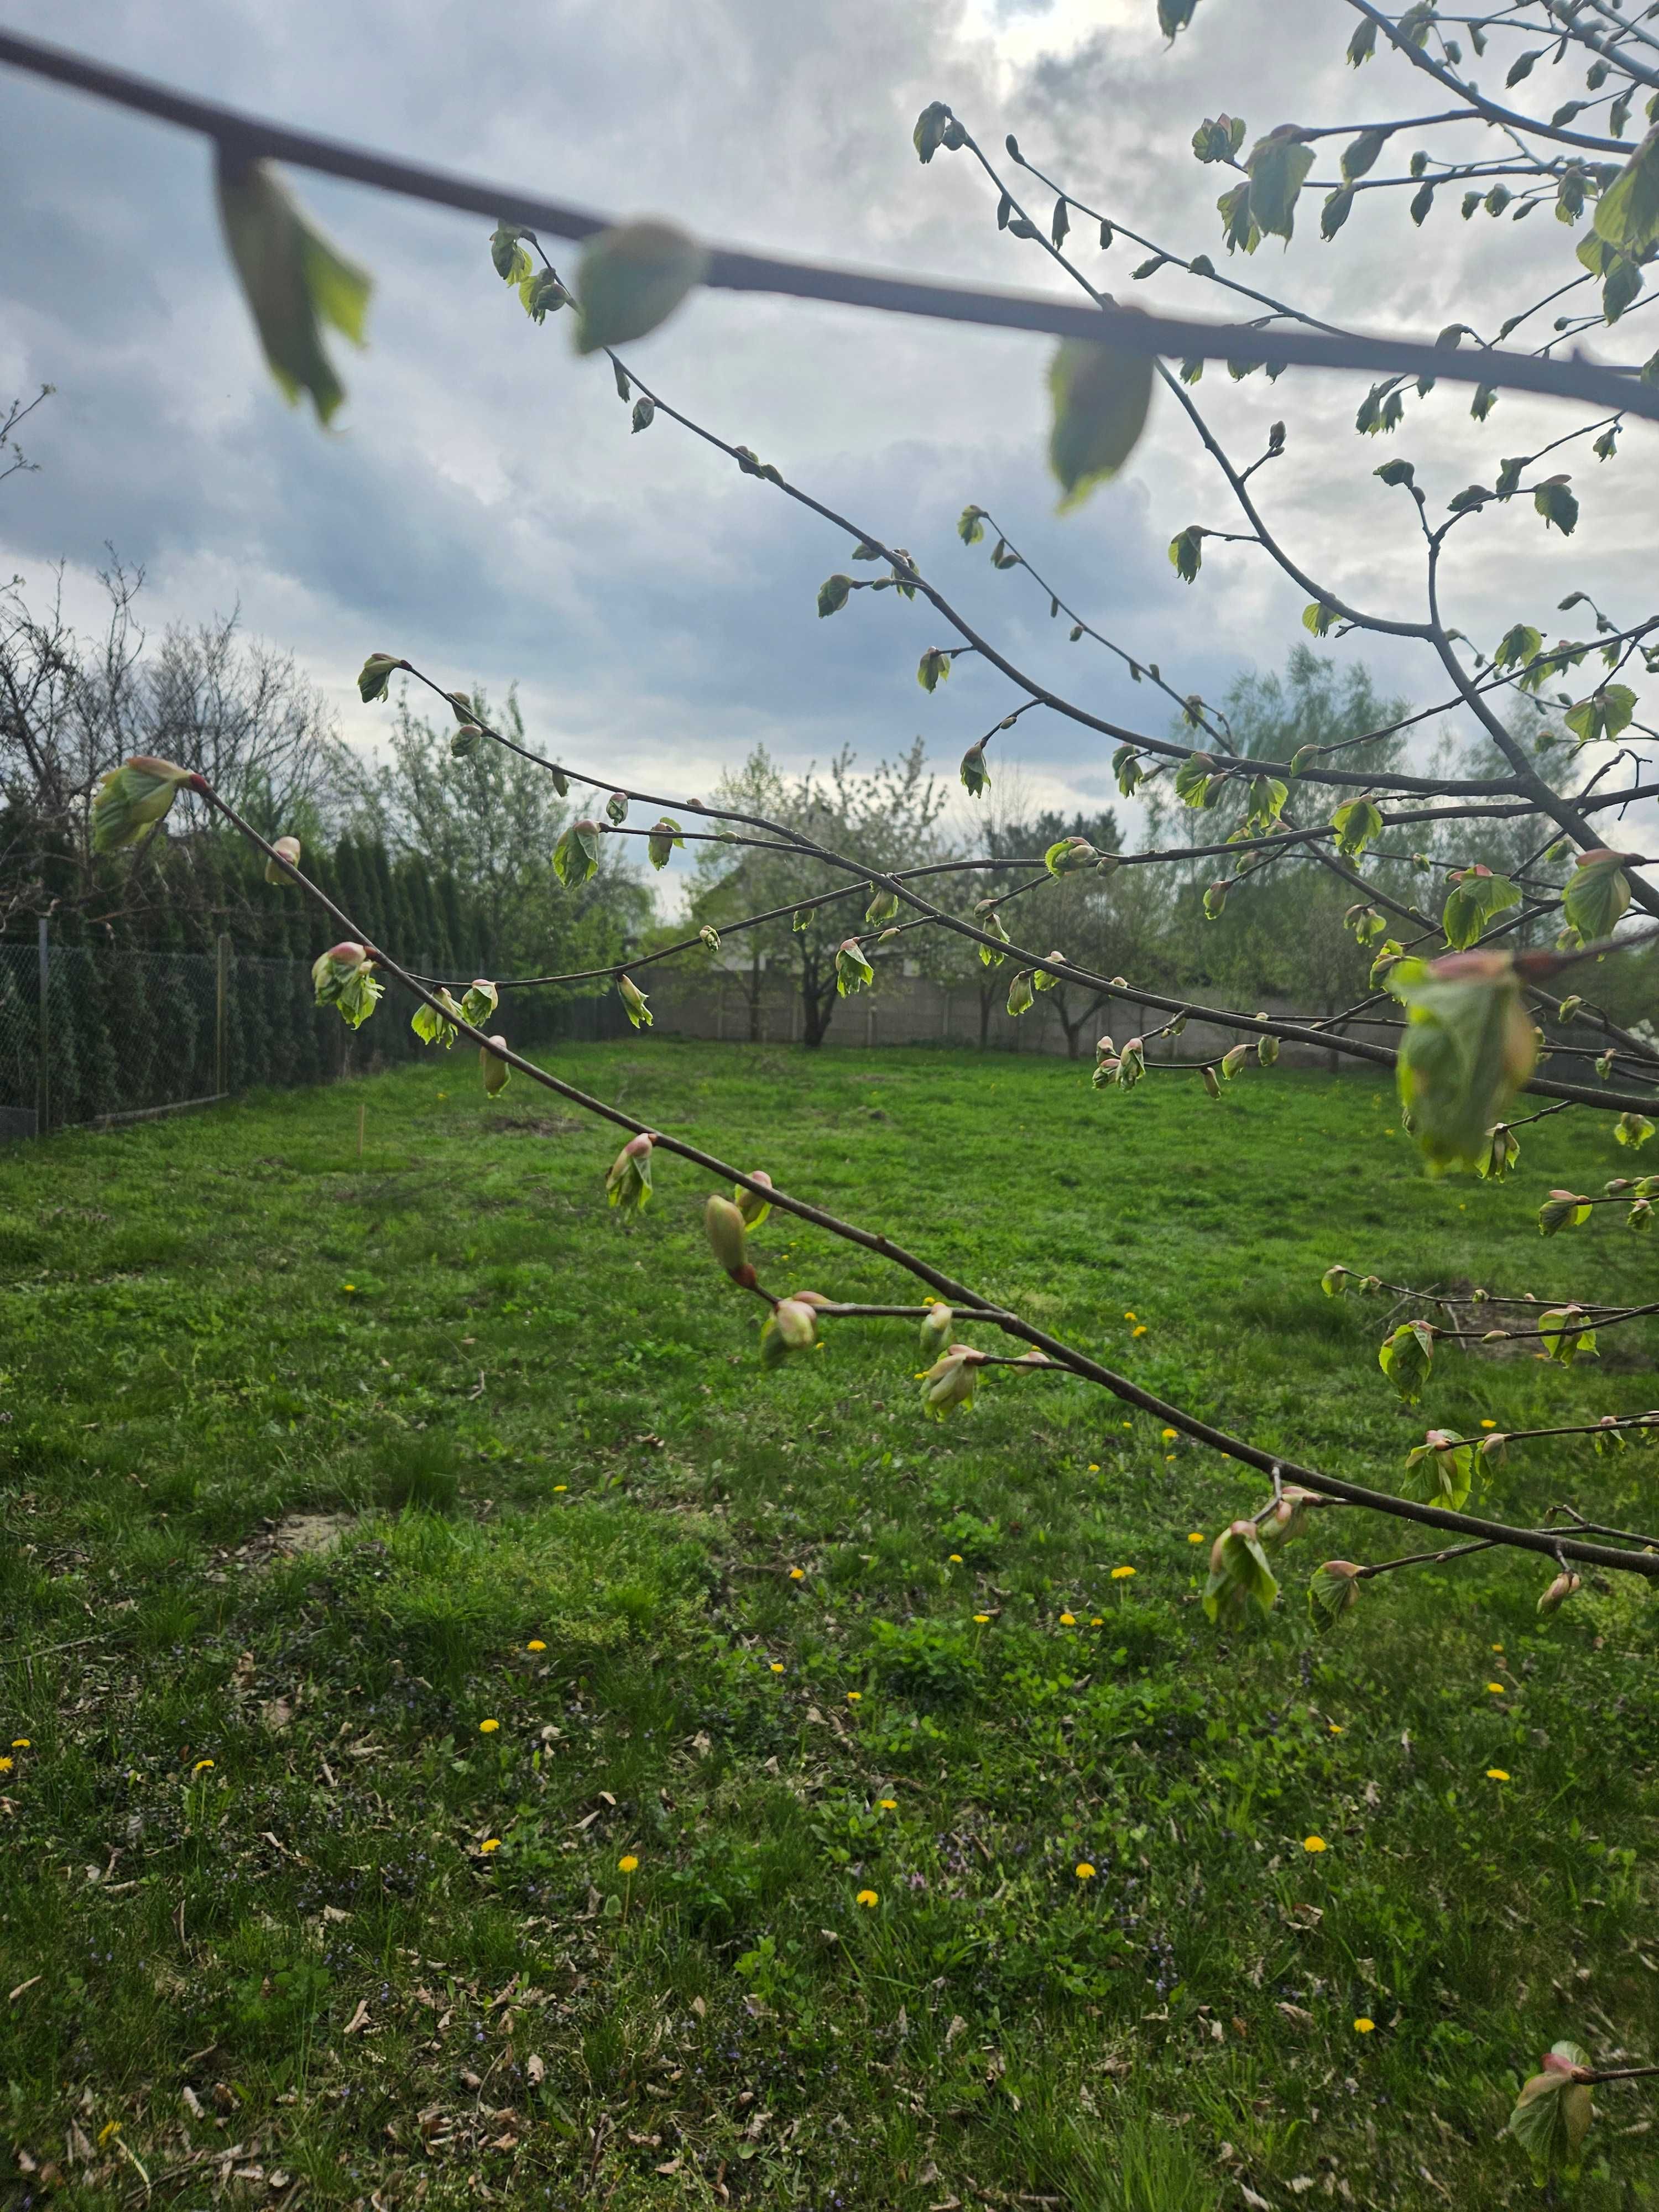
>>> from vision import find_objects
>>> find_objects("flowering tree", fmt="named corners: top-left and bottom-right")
top-left (14, 0), bottom-right (1659, 2173)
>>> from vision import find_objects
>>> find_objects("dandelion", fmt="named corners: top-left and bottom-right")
top-left (1187, 1532), bottom-right (1205, 1545)
top-left (552, 1484), bottom-right (568, 1494)
top-left (192, 1759), bottom-right (215, 1775)
top-left (11, 1739), bottom-right (29, 1749)
top-left (1132, 1325), bottom-right (1148, 1338)
top-left (98, 2122), bottom-right (122, 2147)
top-left (481, 1838), bottom-right (501, 1854)
top-left (0, 1757), bottom-right (11, 1773)
top-left (526, 1640), bottom-right (546, 1652)
top-left (855, 1888), bottom-right (879, 1908)
top-left (948, 1553), bottom-right (963, 1564)
top-left (878, 1798), bottom-right (898, 1811)
top-left (479, 1719), bottom-right (500, 1734)
top-left (1121, 1420), bottom-right (1131, 1430)
top-left (1090, 1616), bottom-right (1103, 1626)
top-left (770, 1662), bottom-right (785, 1674)
top-left (1111, 1566), bottom-right (1136, 1582)
top-left (973, 1613), bottom-right (992, 1625)
top-left (1485, 1682), bottom-right (1505, 1694)
top-left (1486, 1768), bottom-right (1511, 1782)
top-left (1354, 2017), bottom-right (1375, 2034)
top-left (1161, 1427), bottom-right (1178, 1442)
top-left (1074, 1861), bottom-right (1096, 1881)
top-left (1491, 1642), bottom-right (1504, 1653)
top-left (789, 1567), bottom-right (806, 1581)
top-left (1329, 1722), bottom-right (1344, 1734)
top-left (846, 1690), bottom-right (863, 1703)
top-left (1479, 1419), bottom-right (1497, 1430)
top-left (1058, 1611), bottom-right (1077, 1627)
top-left (1302, 1835), bottom-right (1327, 1854)
top-left (342, 1282), bottom-right (356, 1293)
top-left (618, 1854), bottom-right (639, 1874)
top-left (1087, 1462), bottom-right (1100, 1473)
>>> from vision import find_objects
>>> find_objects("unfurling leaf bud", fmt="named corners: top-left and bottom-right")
top-left (705, 1194), bottom-right (754, 1285)
top-left (264, 834), bottom-right (302, 884)
top-left (761, 1296), bottom-right (818, 1366)
top-left (1006, 968), bottom-right (1035, 1019)
top-left (1118, 1037), bottom-right (1146, 1088)
top-left (553, 820), bottom-right (604, 889)
top-left (479, 1034), bottom-right (512, 1096)
top-left (618, 974), bottom-right (653, 1030)
top-left (357, 653), bottom-right (407, 703)
top-left (605, 1131), bottom-right (655, 1215)
top-left (1202, 1064), bottom-right (1221, 1099)
top-left (450, 722), bottom-right (483, 759)
top-left (1537, 1569), bottom-right (1581, 1615)
top-left (312, 941), bottom-right (382, 1029)
top-left (1034, 951), bottom-right (1065, 993)
top-left (1045, 835), bottom-right (1097, 878)
top-left (734, 1170), bottom-right (773, 1228)
top-left (1307, 1559), bottom-right (1363, 1632)
top-left (919, 1302), bottom-right (953, 1359)
top-left (1257, 1030), bottom-right (1279, 1065)
top-left (960, 743), bottom-right (989, 796)
top-left (917, 1347), bottom-right (981, 1421)
top-left (1203, 1521), bottom-right (1280, 1624)
top-left (836, 940), bottom-right (875, 997)
top-left (606, 790), bottom-right (630, 826)
top-left (1220, 1042), bottom-right (1249, 1080)
top-left (91, 755), bottom-right (194, 853)
top-left (865, 884), bottom-right (900, 925)
top-left (646, 816), bottom-right (684, 869)
top-left (411, 987), bottom-right (463, 1048)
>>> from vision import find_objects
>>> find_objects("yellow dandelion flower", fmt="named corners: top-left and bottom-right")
top-left (1124, 1311), bottom-right (1136, 1321)
top-left (1087, 1463), bottom-right (1100, 1473)
top-left (1486, 1768), bottom-right (1511, 1782)
top-left (1485, 1682), bottom-right (1505, 1695)
top-left (1491, 1642), bottom-right (1504, 1653)
top-left (769, 1662), bottom-right (785, 1674)
top-left (479, 1719), bottom-right (499, 1734)
top-left (1111, 1566), bottom-right (1136, 1581)
top-left (1074, 1861), bottom-right (1096, 1881)
top-left (1479, 1419), bottom-right (1497, 1430)
top-left (1161, 1427), bottom-right (1178, 1442)
top-left (98, 2122), bottom-right (122, 2147)
top-left (1302, 1835), bottom-right (1327, 1853)
top-left (0, 1757), bottom-right (11, 1773)
top-left (1187, 1532), bottom-right (1205, 1545)
top-left (618, 1854), bottom-right (639, 1873)
top-left (526, 1640), bottom-right (546, 1652)
top-left (1329, 1723), bottom-right (1344, 1734)
top-left (192, 1758), bottom-right (215, 1775)
top-left (878, 1798), bottom-right (898, 1811)
top-left (1354, 2017), bottom-right (1375, 2034)
top-left (846, 1691), bottom-right (863, 1704)
top-left (552, 1484), bottom-right (568, 1493)
top-left (11, 1739), bottom-right (29, 1749)
top-left (855, 1888), bottom-right (878, 1908)
top-left (1132, 1325), bottom-right (1148, 1338)
top-left (1090, 1616), bottom-right (1103, 1626)
top-left (1059, 1612), bottom-right (1077, 1627)
top-left (948, 1553), bottom-right (963, 1563)
top-left (789, 1566), bottom-right (806, 1581)
top-left (973, 1613), bottom-right (991, 1624)
top-left (481, 1838), bottom-right (501, 1853)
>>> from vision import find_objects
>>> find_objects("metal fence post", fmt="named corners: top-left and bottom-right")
top-left (36, 916), bottom-right (49, 1136)
top-left (216, 933), bottom-right (231, 1096)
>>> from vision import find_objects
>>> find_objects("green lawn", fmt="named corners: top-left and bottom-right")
top-left (1, 1044), bottom-right (1655, 2211)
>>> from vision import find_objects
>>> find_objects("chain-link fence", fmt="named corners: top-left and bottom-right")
top-left (0, 928), bottom-right (630, 1139)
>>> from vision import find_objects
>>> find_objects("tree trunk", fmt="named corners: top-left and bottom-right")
top-left (978, 976), bottom-right (995, 1048)
top-left (1057, 990), bottom-right (1105, 1062)
top-left (748, 940), bottom-right (763, 1042)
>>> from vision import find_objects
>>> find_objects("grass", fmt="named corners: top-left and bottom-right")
top-left (0, 1042), bottom-right (1655, 2211)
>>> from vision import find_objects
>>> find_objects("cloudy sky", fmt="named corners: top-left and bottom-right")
top-left (2, 0), bottom-right (1653, 898)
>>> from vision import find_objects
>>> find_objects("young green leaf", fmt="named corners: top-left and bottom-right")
top-left (1244, 127), bottom-right (1315, 242)
top-left (573, 220), bottom-right (709, 354)
top-left (1331, 795), bottom-right (1383, 858)
top-left (835, 940), bottom-right (874, 998)
top-left (1538, 1188), bottom-right (1593, 1234)
top-left (460, 978), bottom-right (498, 1028)
top-left (960, 743), bottom-right (989, 797)
top-left (1403, 1428), bottom-right (1475, 1511)
top-left (818, 574), bottom-right (853, 618)
top-left (1564, 685), bottom-right (1636, 745)
top-left (1592, 124), bottom-right (1659, 259)
top-left (1379, 1319), bottom-right (1435, 1402)
top-left (411, 988), bottom-right (463, 1050)
top-left (646, 817), bottom-right (685, 870)
top-left (617, 975), bottom-right (653, 1031)
top-left (357, 653), bottom-right (408, 703)
top-left (1203, 1520), bottom-right (1279, 1624)
top-left (1168, 525), bottom-right (1206, 582)
top-left (215, 153), bottom-right (372, 425)
top-left (917, 648), bottom-right (952, 692)
top-left (1006, 968), bottom-right (1036, 1019)
top-left (1441, 865), bottom-right (1521, 950)
top-left (605, 1132), bottom-right (655, 1216)
top-left (1047, 333), bottom-right (1156, 511)
top-left (1562, 848), bottom-right (1633, 940)
top-left (552, 819), bottom-right (604, 889)
top-left (1390, 953), bottom-right (1537, 1174)
top-left (1506, 2043), bottom-right (1595, 2186)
